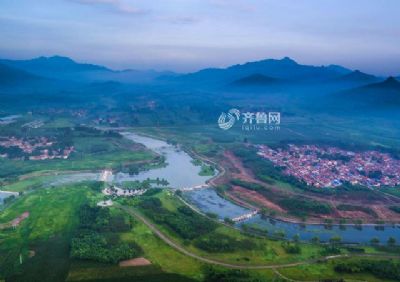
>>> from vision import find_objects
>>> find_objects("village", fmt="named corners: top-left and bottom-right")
top-left (257, 144), bottom-right (400, 188)
top-left (0, 136), bottom-right (74, 160)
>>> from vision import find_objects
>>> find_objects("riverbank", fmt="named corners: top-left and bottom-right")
top-left (95, 129), bottom-right (400, 244)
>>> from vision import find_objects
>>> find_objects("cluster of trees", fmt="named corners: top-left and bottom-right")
top-left (230, 179), bottom-right (265, 192)
top-left (74, 126), bottom-right (122, 138)
top-left (203, 266), bottom-right (264, 282)
top-left (199, 164), bottom-right (216, 176)
top-left (139, 198), bottom-right (217, 239)
top-left (194, 233), bottom-right (256, 253)
top-left (278, 198), bottom-right (332, 216)
top-left (70, 204), bottom-right (140, 264)
top-left (78, 204), bottom-right (131, 232)
top-left (71, 232), bottom-right (137, 264)
top-left (334, 259), bottom-right (400, 280)
top-left (281, 241), bottom-right (301, 254)
top-left (0, 146), bottom-right (26, 159)
top-left (320, 236), bottom-right (342, 255)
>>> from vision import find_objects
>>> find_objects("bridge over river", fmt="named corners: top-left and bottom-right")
top-left (232, 210), bottom-right (259, 222)
top-left (179, 184), bottom-right (210, 191)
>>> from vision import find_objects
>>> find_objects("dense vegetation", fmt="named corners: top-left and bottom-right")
top-left (139, 197), bottom-right (217, 239)
top-left (334, 259), bottom-right (400, 280)
top-left (278, 197), bottom-right (332, 216)
top-left (230, 179), bottom-right (266, 191)
top-left (70, 204), bottom-right (141, 264)
top-left (193, 233), bottom-right (256, 253)
top-left (71, 232), bottom-right (137, 263)
top-left (203, 266), bottom-right (264, 282)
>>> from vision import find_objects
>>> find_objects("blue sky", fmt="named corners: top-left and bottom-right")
top-left (0, 0), bottom-right (399, 75)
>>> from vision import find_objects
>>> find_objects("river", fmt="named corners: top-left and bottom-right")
top-left (120, 132), bottom-right (400, 244)
top-left (42, 131), bottom-right (400, 244)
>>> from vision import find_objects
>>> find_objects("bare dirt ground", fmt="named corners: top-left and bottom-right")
top-left (119, 257), bottom-right (151, 267)
top-left (335, 210), bottom-right (372, 220)
top-left (372, 205), bottom-right (399, 220)
top-left (220, 150), bottom-right (400, 223)
top-left (223, 151), bottom-right (260, 183)
top-left (0, 212), bottom-right (29, 230)
top-left (230, 186), bottom-right (286, 213)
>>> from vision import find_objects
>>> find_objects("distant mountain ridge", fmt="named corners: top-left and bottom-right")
top-left (336, 76), bottom-right (400, 107)
top-left (334, 70), bottom-right (379, 83)
top-left (0, 56), bottom-right (176, 83)
top-left (363, 76), bottom-right (400, 90)
top-left (0, 55), bottom-right (393, 88)
top-left (175, 57), bottom-right (353, 85)
top-left (0, 63), bottom-right (41, 85)
top-left (0, 56), bottom-right (109, 73)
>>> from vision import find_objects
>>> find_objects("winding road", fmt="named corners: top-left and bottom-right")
top-left (118, 204), bottom-right (400, 271)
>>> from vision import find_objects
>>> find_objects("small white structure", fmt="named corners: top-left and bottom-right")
top-left (97, 200), bottom-right (113, 207)
top-left (180, 184), bottom-right (210, 192)
top-left (102, 186), bottom-right (146, 197)
top-left (100, 170), bottom-right (113, 182)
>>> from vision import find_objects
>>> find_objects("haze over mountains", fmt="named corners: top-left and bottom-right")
top-left (0, 56), bottom-right (176, 84)
top-left (0, 55), bottom-right (399, 109)
top-left (0, 63), bottom-right (41, 85)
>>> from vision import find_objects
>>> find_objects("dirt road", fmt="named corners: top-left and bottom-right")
top-left (118, 204), bottom-right (400, 270)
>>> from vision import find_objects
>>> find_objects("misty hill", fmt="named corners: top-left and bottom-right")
top-left (0, 63), bottom-right (41, 85)
top-left (0, 55), bottom-right (109, 74)
top-left (334, 70), bottom-right (379, 83)
top-left (230, 74), bottom-right (280, 87)
top-left (0, 56), bottom-right (176, 83)
top-left (175, 57), bottom-right (352, 86)
top-left (336, 77), bottom-right (400, 107)
top-left (363, 76), bottom-right (400, 90)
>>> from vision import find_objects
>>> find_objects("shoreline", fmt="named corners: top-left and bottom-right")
top-left (103, 127), bottom-right (400, 227)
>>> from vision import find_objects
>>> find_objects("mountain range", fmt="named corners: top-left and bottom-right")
top-left (0, 56), bottom-right (176, 83)
top-left (173, 57), bottom-right (353, 86)
top-left (1, 55), bottom-right (399, 107)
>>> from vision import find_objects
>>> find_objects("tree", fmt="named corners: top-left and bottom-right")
top-left (370, 237), bottom-right (380, 246)
top-left (387, 237), bottom-right (396, 247)
top-left (260, 208), bottom-right (268, 219)
top-left (330, 236), bottom-right (342, 247)
top-left (311, 236), bottom-right (320, 244)
top-left (224, 217), bottom-right (234, 225)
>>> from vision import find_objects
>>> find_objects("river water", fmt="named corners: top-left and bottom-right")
top-left (116, 132), bottom-right (212, 189)
top-left (121, 132), bottom-right (400, 244)
top-left (0, 191), bottom-right (19, 204)
top-left (43, 131), bottom-right (400, 244)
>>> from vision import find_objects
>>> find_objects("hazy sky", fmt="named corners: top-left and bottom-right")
top-left (1, 0), bottom-right (399, 75)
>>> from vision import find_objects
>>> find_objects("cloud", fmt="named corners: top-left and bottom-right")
top-left (68, 0), bottom-right (147, 15)
top-left (162, 16), bottom-right (200, 25)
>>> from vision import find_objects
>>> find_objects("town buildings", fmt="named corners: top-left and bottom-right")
top-left (257, 144), bottom-right (400, 188)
